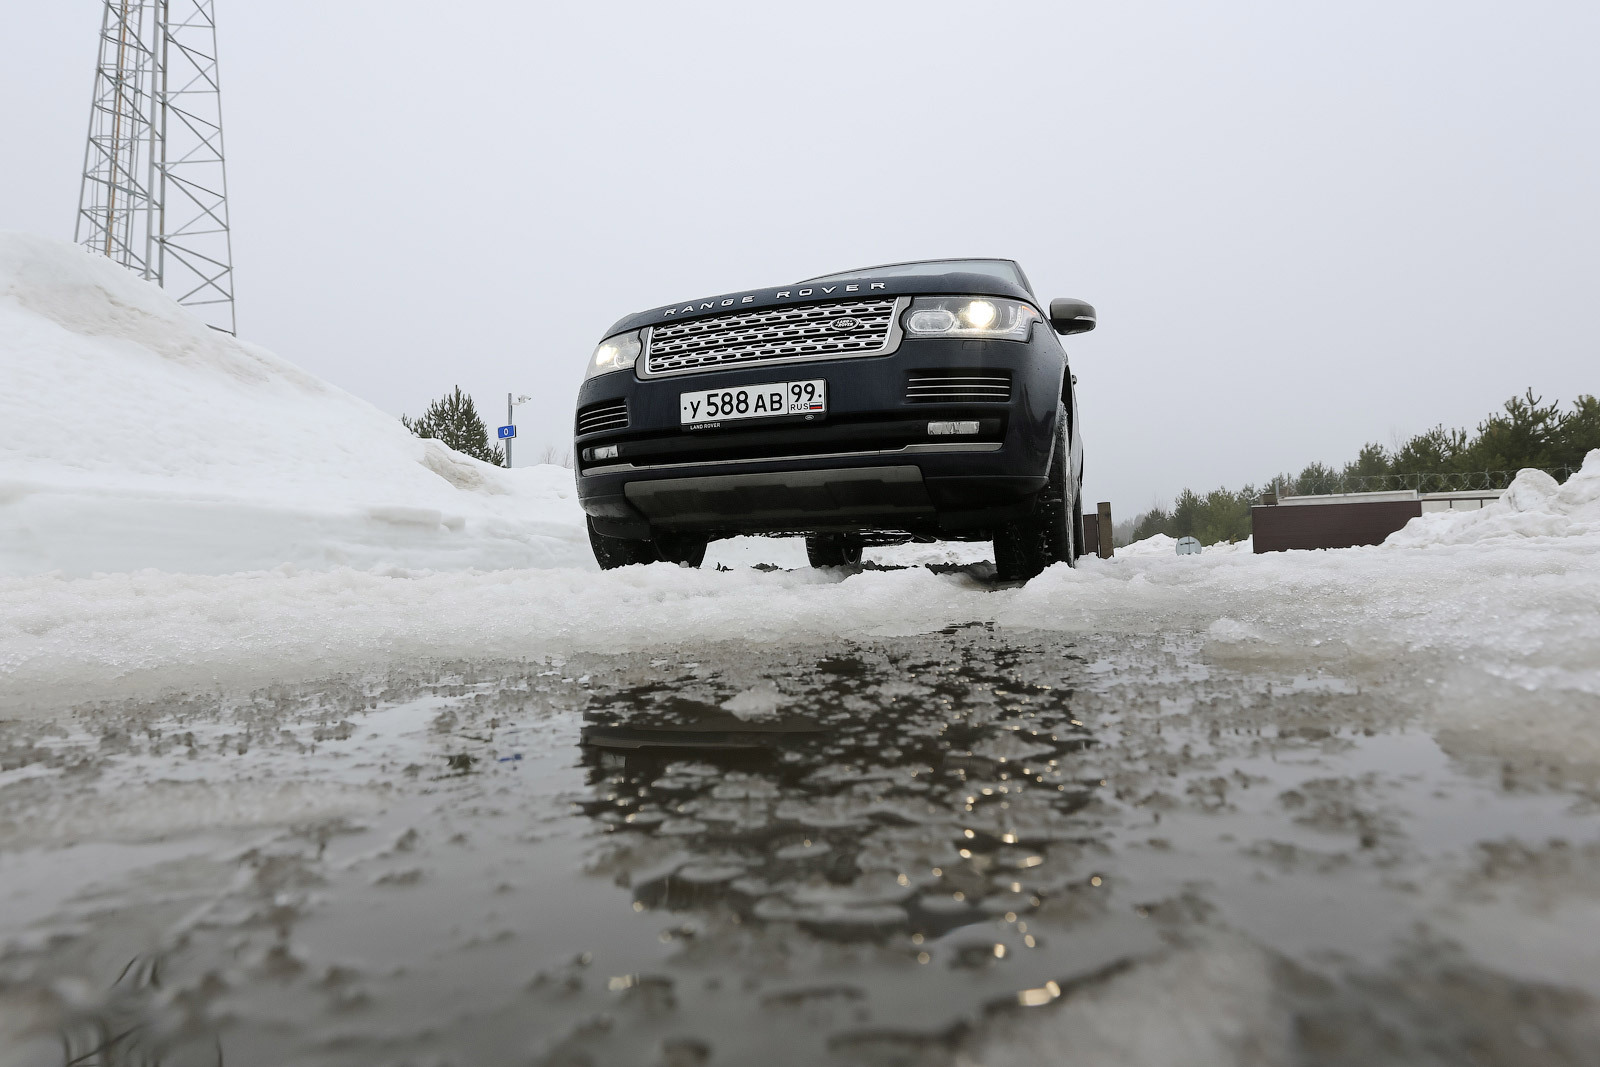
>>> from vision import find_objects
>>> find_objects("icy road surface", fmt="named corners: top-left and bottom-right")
top-left (3, 611), bottom-right (1600, 1066)
top-left (1, 449), bottom-right (1597, 1064)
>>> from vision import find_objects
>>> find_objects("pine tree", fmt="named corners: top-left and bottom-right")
top-left (400, 386), bottom-right (505, 466)
top-left (1458, 389), bottom-right (1565, 474)
top-left (1553, 395), bottom-right (1600, 470)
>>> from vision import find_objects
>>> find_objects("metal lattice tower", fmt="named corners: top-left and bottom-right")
top-left (75, 1), bottom-right (236, 334)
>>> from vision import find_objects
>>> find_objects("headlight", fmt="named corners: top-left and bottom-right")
top-left (902, 297), bottom-right (1040, 341)
top-left (585, 330), bottom-right (642, 379)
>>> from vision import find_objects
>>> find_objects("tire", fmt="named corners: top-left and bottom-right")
top-left (805, 533), bottom-right (864, 568)
top-left (655, 534), bottom-right (708, 568)
top-left (587, 517), bottom-right (658, 570)
top-left (994, 403), bottom-right (1077, 581)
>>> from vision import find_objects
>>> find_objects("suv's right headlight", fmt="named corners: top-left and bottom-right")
top-left (585, 330), bottom-right (642, 379)
top-left (902, 297), bottom-right (1040, 341)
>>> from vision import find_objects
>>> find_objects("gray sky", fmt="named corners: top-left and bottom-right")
top-left (4, 1), bottom-right (1597, 512)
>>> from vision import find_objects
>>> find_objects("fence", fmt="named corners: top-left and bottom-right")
top-left (1270, 466), bottom-right (1580, 499)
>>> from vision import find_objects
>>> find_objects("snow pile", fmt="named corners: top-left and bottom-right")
top-left (1116, 533), bottom-right (1251, 556)
top-left (1203, 537), bottom-right (1254, 555)
top-left (1119, 533), bottom-right (1178, 556)
top-left (871, 539), bottom-right (991, 567)
top-left (1386, 451), bottom-right (1600, 548)
top-left (0, 233), bottom-right (590, 576)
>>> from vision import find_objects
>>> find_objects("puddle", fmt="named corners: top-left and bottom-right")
top-left (1, 630), bottom-right (1597, 1065)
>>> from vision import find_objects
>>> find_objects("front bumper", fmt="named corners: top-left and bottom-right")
top-left (573, 334), bottom-right (1065, 540)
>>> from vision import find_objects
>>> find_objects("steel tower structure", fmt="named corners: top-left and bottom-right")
top-left (75, 0), bottom-right (236, 334)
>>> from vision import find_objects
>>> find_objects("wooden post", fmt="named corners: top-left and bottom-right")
top-left (1080, 510), bottom-right (1099, 555)
top-left (1097, 501), bottom-right (1113, 559)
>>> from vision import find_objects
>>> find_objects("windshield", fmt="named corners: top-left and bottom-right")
top-left (801, 258), bottom-right (1030, 291)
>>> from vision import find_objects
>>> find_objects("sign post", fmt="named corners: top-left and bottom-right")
top-left (503, 392), bottom-right (515, 467)
top-left (502, 393), bottom-right (531, 467)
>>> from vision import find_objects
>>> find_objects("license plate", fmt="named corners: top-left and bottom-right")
top-left (679, 379), bottom-right (826, 427)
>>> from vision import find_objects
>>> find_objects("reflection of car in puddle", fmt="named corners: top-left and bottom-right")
top-left (579, 640), bottom-right (1102, 946)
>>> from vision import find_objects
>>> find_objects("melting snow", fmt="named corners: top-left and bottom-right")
top-left (0, 233), bottom-right (589, 577)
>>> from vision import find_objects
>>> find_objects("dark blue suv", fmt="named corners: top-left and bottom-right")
top-left (573, 259), bottom-right (1096, 580)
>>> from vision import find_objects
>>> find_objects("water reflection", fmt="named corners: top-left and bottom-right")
top-left (579, 637), bottom-right (1103, 947)
top-left (55, 953), bottom-right (223, 1067)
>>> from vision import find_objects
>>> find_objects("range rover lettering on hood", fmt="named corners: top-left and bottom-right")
top-left (661, 281), bottom-right (887, 316)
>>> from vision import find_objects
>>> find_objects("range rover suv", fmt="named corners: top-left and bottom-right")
top-left (572, 259), bottom-right (1096, 580)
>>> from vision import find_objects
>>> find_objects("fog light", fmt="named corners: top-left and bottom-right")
top-left (906, 308), bottom-right (957, 334)
top-left (585, 444), bottom-right (619, 461)
top-left (928, 420), bottom-right (980, 436)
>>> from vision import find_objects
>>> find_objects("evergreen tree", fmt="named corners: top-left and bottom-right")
top-left (1458, 389), bottom-right (1566, 474)
top-left (1292, 461), bottom-right (1341, 496)
top-left (1553, 395), bottom-right (1600, 469)
top-left (1390, 425), bottom-right (1466, 477)
top-left (1126, 485), bottom-right (1257, 546)
top-left (1341, 442), bottom-right (1391, 485)
top-left (400, 386), bottom-right (505, 466)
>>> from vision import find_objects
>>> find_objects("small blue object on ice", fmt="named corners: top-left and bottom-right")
top-left (498, 753), bottom-right (522, 762)
top-left (1176, 536), bottom-right (1202, 555)
top-left (497, 425), bottom-right (516, 440)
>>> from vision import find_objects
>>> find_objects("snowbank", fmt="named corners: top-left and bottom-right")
top-left (1110, 533), bottom-right (1252, 557)
top-left (0, 233), bottom-right (590, 576)
top-left (1119, 532), bottom-right (1179, 556)
top-left (1386, 452), bottom-right (1600, 547)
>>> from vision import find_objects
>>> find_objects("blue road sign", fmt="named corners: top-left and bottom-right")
top-left (497, 425), bottom-right (516, 440)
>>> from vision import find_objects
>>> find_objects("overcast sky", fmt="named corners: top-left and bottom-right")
top-left (4, 1), bottom-right (1596, 511)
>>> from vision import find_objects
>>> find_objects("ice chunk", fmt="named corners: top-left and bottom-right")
top-left (721, 682), bottom-right (789, 721)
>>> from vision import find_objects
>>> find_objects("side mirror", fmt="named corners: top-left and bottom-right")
top-left (1049, 298), bottom-right (1096, 335)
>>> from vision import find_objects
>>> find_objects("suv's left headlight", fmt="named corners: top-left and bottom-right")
top-left (903, 297), bottom-right (1040, 341)
top-left (585, 330), bottom-right (643, 379)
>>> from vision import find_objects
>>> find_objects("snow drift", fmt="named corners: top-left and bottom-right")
top-left (0, 233), bottom-right (589, 576)
top-left (1386, 453), bottom-right (1600, 547)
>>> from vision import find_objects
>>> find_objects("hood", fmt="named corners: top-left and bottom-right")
top-left (602, 271), bottom-right (1039, 338)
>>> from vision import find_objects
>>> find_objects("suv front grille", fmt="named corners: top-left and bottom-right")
top-left (905, 370), bottom-right (1013, 404)
top-left (576, 398), bottom-right (628, 435)
top-left (643, 297), bottom-right (902, 376)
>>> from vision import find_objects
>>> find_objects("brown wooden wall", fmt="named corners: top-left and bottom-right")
top-left (1251, 501), bottom-right (1422, 553)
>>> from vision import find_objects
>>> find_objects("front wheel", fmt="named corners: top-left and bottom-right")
top-left (655, 534), bottom-right (708, 568)
top-left (587, 518), bottom-right (658, 570)
top-left (588, 519), bottom-right (708, 570)
top-left (805, 533), bottom-right (863, 568)
top-left (993, 403), bottom-right (1076, 581)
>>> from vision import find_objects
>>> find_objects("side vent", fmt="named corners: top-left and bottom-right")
top-left (905, 369), bottom-right (1012, 404)
top-left (576, 398), bottom-right (628, 435)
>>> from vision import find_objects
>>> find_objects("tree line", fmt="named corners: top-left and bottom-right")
top-left (1122, 390), bottom-right (1600, 547)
